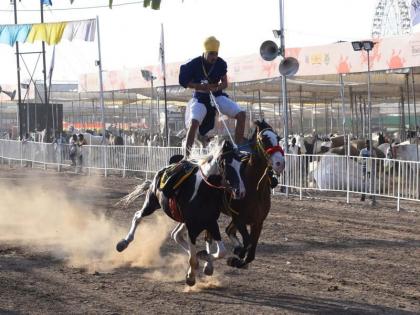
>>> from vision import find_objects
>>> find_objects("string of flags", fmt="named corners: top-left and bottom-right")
top-left (42, 0), bottom-right (162, 10)
top-left (0, 19), bottom-right (96, 47)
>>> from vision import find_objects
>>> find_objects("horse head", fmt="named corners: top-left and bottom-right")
top-left (203, 140), bottom-right (245, 199)
top-left (253, 120), bottom-right (285, 175)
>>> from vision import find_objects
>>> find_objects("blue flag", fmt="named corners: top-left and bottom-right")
top-left (42, 0), bottom-right (52, 5)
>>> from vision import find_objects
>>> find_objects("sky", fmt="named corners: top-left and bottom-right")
top-left (0, 0), bottom-right (418, 86)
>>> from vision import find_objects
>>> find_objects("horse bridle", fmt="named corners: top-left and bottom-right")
top-left (255, 128), bottom-right (284, 190)
top-left (199, 153), bottom-right (235, 192)
top-left (256, 128), bottom-right (284, 165)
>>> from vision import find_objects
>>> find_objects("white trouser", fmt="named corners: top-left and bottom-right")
top-left (185, 95), bottom-right (243, 127)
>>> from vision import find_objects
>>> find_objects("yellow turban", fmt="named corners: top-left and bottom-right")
top-left (203, 36), bottom-right (220, 53)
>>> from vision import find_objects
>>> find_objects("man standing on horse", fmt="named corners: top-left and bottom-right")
top-left (179, 36), bottom-right (246, 157)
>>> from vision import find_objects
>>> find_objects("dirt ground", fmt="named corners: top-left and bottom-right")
top-left (0, 165), bottom-right (419, 315)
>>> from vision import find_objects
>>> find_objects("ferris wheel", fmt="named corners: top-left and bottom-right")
top-left (371, 0), bottom-right (412, 38)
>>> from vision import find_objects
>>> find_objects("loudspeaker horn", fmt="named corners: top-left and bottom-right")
top-left (279, 56), bottom-right (299, 77)
top-left (260, 40), bottom-right (279, 61)
top-left (0, 86), bottom-right (16, 100)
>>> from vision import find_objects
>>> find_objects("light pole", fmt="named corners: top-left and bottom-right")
top-left (141, 69), bottom-right (156, 139)
top-left (259, 1), bottom-right (299, 151)
top-left (352, 40), bottom-right (376, 205)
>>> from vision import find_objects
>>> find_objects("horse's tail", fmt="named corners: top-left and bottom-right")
top-left (115, 180), bottom-right (152, 208)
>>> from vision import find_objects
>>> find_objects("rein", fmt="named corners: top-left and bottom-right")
top-left (199, 162), bottom-right (229, 190)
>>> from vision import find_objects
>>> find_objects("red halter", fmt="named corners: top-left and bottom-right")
top-left (266, 145), bottom-right (284, 156)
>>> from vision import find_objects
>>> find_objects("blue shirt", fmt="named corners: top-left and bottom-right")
top-left (179, 55), bottom-right (228, 136)
top-left (179, 55), bottom-right (227, 104)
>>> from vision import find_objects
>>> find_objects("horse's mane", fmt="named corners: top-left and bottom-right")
top-left (189, 142), bottom-right (223, 164)
top-left (250, 120), bottom-right (274, 143)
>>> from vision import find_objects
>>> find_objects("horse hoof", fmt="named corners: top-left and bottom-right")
top-left (186, 275), bottom-right (196, 287)
top-left (233, 246), bottom-right (242, 256)
top-left (233, 246), bottom-right (247, 259)
top-left (227, 256), bottom-right (240, 267)
top-left (203, 263), bottom-right (214, 276)
top-left (116, 239), bottom-right (129, 252)
top-left (235, 260), bottom-right (248, 269)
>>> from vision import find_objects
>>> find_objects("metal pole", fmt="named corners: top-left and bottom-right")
top-left (71, 100), bottom-right (74, 128)
top-left (160, 24), bottom-right (169, 146)
top-left (149, 81), bottom-right (153, 139)
top-left (299, 85), bottom-right (303, 135)
top-left (330, 100), bottom-right (333, 134)
top-left (13, 0), bottom-right (22, 139)
top-left (40, 2), bottom-right (50, 140)
top-left (400, 87), bottom-right (405, 141)
top-left (367, 49), bottom-right (375, 205)
top-left (325, 99), bottom-right (328, 136)
top-left (411, 69), bottom-right (419, 161)
top-left (279, 0), bottom-right (289, 153)
top-left (339, 74), bottom-right (346, 154)
top-left (405, 73), bottom-right (411, 135)
top-left (258, 90), bottom-right (263, 120)
top-left (95, 16), bottom-right (106, 142)
top-left (279, 0), bottom-right (289, 198)
top-left (346, 134), bottom-right (350, 203)
top-left (359, 96), bottom-right (364, 138)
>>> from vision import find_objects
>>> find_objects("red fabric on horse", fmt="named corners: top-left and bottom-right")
top-left (169, 197), bottom-right (183, 222)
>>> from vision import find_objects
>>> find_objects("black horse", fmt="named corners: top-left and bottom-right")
top-left (116, 140), bottom-right (245, 286)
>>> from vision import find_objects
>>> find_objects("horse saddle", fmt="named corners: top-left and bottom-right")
top-left (159, 160), bottom-right (197, 196)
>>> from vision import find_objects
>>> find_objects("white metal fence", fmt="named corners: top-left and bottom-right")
top-left (281, 154), bottom-right (420, 210)
top-left (0, 139), bottom-right (418, 210)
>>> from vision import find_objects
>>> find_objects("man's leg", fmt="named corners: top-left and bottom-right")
top-left (215, 96), bottom-right (246, 145)
top-left (185, 119), bottom-right (200, 157)
top-left (234, 111), bottom-right (246, 145)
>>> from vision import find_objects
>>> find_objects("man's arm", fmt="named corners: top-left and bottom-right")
top-left (186, 82), bottom-right (217, 92)
top-left (216, 74), bottom-right (228, 91)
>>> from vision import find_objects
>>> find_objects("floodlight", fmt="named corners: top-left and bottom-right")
top-left (0, 85), bottom-right (16, 100)
top-left (272, 29), bottom-right (281, 39)
top-left (362, 41), bottom-right (375, 51)
top-left (141, 69), bottom-right (152, 82)
top-left (351, 41), bottom-right (363, 51)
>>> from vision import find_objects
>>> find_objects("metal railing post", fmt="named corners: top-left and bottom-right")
top-left (346, 134), bottom-right (350, 203)
top-left (86, 145), bottom-right (90, 176)
top-left (299, 155), bottom-right (302, 200)
top-left (397, 161), bottom-right (401, 212)
top-left (20, 141), bottom-right (23, 167)
top-left (43, 143), bottom-right (47, 170)
top-left (123, 143), bottom-right (127, 178)
top-left (103, 145), bottom-right (107, 177)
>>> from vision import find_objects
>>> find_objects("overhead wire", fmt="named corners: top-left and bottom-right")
top-left (0, 1), bottom-right (145, 12)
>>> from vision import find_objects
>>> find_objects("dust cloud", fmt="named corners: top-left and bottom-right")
top-left (0, 177), bottom-right (186, 281)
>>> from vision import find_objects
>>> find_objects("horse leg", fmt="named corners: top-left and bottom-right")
top-left (116, 191), bottom-right (159, 252)
top-left (203, 231), bottom-right (214, 276)
top-left (185, 227), bottom-right (198, 286)
top-left (227, 219), bottom-right (251, 259)
top-left (172, 223), bottom-right (190, 254)
top-left (200, 222), bottom-right (227, 276)
top-left (207, 220), bottom-right (226, 259)
top-left (225, 221), bottom-right (241, 250)
top-left (236, 223), bottom-right (263, 269)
